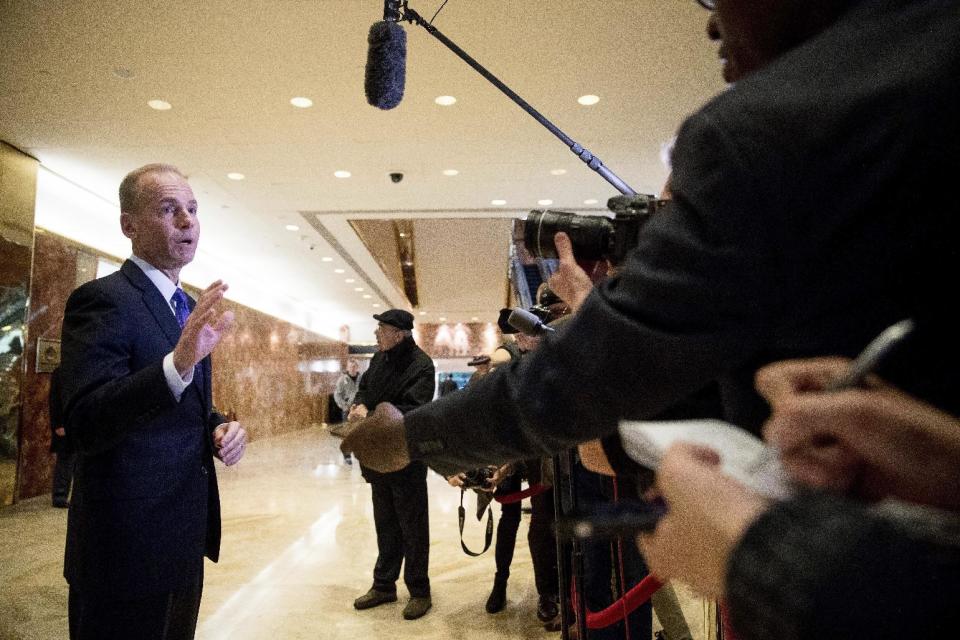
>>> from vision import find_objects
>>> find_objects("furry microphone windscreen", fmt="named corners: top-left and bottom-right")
top-left (365, 20), bottom-right (407, 110)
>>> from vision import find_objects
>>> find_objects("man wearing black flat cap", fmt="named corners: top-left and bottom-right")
top-left (347, 308), bottom-right (436, 620)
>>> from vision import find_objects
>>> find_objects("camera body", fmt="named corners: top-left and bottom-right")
top-left (523, 194), bottom-right (666, 265)
top-left (389, 172), bottom-right (404, 183)
top-left (461, 466), bottom-right (495, 490)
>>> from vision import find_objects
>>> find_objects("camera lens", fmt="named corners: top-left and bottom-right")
top-left (523, 210), bottom-right (614, 260)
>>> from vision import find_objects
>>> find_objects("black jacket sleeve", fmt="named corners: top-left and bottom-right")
top-left (726, 494), bottom-right (960, 640)
top-left (59, 284), bottom-right (176, 455)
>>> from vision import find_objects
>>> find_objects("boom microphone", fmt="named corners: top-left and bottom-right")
top-left (508, 308), bottom-right (555, 336)
top-left (365, 1), bottom-right (407, 110)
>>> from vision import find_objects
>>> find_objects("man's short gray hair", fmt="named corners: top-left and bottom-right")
top-left (118, 163), bottom-right (188, 213)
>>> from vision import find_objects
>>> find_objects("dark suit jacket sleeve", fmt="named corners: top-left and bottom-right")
top-left (60, 284), bottom-right (177, 455)
top-left (405, 112), bottom-right (776, 472)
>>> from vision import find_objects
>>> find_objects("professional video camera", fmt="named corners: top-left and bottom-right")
top-left (524, 194), bottom-right (667, 265)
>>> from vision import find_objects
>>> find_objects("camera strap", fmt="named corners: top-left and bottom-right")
top-left (458, 489), bottom-right (494, 556)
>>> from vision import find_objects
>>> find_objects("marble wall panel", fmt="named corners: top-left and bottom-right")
top-left (16, 231), bottom-right (79, 503)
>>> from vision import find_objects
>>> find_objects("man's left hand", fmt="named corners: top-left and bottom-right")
top-left (214, 420), bottom-right (247, 466)
top-left (340, 403), bottom-right (410, 473)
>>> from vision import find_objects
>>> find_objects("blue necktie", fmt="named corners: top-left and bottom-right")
top-left (171, 288), bottom-right (202, 384)
top-left (171, 288), bottom-right (191, 329)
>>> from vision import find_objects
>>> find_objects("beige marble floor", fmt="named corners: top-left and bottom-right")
top-left (0, 429), bottom-right (709, 640)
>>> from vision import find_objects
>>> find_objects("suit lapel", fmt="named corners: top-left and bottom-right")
top-left (121, 260), bottom-right (181, 348)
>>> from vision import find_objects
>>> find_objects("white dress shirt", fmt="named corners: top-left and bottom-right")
top-left (127, 254), bottom-right (193, 402)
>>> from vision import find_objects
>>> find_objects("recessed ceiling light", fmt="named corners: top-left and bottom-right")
top-left (290, 96), bottom-right (313, 108)
top-left (285, 224), bottom-right (300, 231)
top-left (491, 199), bottom-right (507, 206)
top-left (334, 170), bottom-right (351, 178)
top-left (550, 169), bottom-right (567, 176)
top-left (354, 287), bottom-right (364, 292)
top-left (345, 278), bottom-right (355, 283)
top-left (471, 316), bottom-right (479, 321)
top-left (538, 199), bottom-right (554, 206)
top-left (442, 169), bottom-right (459, 176)
top-left (438, 317), bottom-right (447, 322)
top-left (435, 95), bottom-right (457, 106)
top-left (584, 198), bottom-right (599, 205)
top-left (147, 99), bottom-right (172, 111)
top-left (227, 172), bottom-right (245, 181)
top-left (321, 257), bottom-right (333, 262)
top-left (578, 94), bottom-right (600, 106)
top-left (362, 294), bottom-right (372, 299)
top-left (373, 303), bottom-right (381, 308)
top-left (334, 268), bottom-right (345, 274)
top-left (419, 311), bottom-right (427, 315)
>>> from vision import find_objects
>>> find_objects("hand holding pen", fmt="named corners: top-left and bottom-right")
top-left (758, 320), bottom-right (960, 509)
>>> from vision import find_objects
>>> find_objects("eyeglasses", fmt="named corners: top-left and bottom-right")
top-left (696, 0), bottom-right (716, 9)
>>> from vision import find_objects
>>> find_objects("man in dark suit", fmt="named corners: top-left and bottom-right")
top-left (59, 163), bottom-right (247, 640)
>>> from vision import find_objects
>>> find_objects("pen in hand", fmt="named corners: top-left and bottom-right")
top-left (826, 319), bottom-right (915, 390)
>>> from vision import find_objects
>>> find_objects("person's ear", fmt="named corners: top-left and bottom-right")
top-left (120, 212), bottom-right (136, 240)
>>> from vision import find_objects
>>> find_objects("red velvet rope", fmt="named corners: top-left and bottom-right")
top-left (493, 483), bottom-right (549, 504)
top-left (580, 575), bottom-right (663, 629)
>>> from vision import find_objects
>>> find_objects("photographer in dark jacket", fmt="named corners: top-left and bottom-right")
top-left (342, 0), bottom-right (960, 480)
top-left (348, 309), bottom-right (436, 620)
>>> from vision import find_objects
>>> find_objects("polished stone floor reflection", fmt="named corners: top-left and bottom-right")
top-left (0, 429), bottom-right (708, 640)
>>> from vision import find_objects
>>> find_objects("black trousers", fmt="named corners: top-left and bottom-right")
top-left (493, 472), bottom-right (523, 582)
top-left (68, 566), bottom-right (203, 640)
top-left (52, 450), bottom-right (76, 502)
top-left (371, 473), bottom-right (431, 597)
top-left (529, 487), bottom-right (559, 598)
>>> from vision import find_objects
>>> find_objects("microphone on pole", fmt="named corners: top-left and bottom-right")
top-left (508, 308), bottom-right (555, 336)
top-left (365, 1), bottom-right (407, 110)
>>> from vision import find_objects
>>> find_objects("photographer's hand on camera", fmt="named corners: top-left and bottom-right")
top-left (347, 403), bottom-right (369, 422)
top-left (340, 402), bottom-right (410, 472)
top-left (548, 232), bottom-right (594, 312)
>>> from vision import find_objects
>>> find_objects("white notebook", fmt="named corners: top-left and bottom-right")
top-left (618, 419), bottom-right (794, 500)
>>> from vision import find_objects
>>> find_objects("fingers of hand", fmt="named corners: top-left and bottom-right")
top-left (214, 310), bottom-right (235, 335)
top-left (553, 232), bottom-right (574, 263)
top-left (217, 421), bottom-right (242, 448)
top-left (656, 442), bottom-right (723, 497)
top-left (194, 282), bottom-right (227, 315)
top-left (754, 357), bottom-right (851, 403)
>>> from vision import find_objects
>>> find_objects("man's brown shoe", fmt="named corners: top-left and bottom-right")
top-left (402, 596), bottom-right (432, 620)
top-left (353, 588), bottom-right (397, 610)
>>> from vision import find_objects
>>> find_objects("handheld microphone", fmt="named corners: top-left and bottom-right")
top-left (365, 1), bottom-right (407, 110)
top-left (508, 308), bottom-right (555, 336)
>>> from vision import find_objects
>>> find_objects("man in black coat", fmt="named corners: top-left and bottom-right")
top-left (58, 163), bottom-right (247, 640)
top-left (347, 309), bottom-right (435, 620)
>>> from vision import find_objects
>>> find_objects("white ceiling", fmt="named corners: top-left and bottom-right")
top-left (0, 0), bottom-right (725, 340)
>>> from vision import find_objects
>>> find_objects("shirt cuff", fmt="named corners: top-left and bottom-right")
top-left (163, 352), bottom-right (192, 402)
